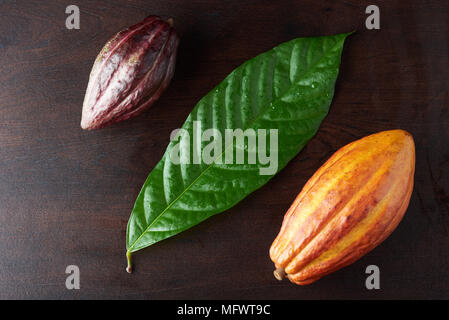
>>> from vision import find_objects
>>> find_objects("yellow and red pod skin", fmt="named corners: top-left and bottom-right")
top-left (269, 130), bottom-right (415, 285)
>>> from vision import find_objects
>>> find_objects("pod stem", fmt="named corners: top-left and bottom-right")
top-left (273, 267), bottom-right (286, 281)
top-left (126, 251), bottom-right (133, 273)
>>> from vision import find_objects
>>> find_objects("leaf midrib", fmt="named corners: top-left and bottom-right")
top-left (127, 36), bottom-right (346, 252)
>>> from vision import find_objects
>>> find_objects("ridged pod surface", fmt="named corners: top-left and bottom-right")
top-left (81, 16), bottom-right (179, 130)
top-left (269, 130), bottom-right (415, 285)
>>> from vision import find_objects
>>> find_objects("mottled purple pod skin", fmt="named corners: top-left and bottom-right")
top-left (81, 16), bottom-right (179, 130)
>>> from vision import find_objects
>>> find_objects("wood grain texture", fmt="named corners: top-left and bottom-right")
top-left (0, 0), bottom-right (447, 299)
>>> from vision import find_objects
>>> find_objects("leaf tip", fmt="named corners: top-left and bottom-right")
top-left (340, 30), bottom-right (356, 39)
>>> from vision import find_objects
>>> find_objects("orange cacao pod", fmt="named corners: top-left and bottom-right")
top-left (269, 130), bottom-right (415, 285)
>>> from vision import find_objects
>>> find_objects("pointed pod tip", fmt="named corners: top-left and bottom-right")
top-left (80, 114), bottom-right (95, 130)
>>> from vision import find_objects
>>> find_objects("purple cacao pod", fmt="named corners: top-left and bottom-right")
top-left (81, 16), bottom-right (179, 130)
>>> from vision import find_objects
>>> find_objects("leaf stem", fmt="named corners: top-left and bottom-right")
top-left (126, 251), bottom-right (133, 273)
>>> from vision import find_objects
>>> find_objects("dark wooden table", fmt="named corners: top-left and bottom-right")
top-left (0, 0), bottom-right (448, 299)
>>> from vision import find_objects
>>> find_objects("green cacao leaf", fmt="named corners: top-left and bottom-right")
top-left (126, 33), bottom-right (351, 271)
